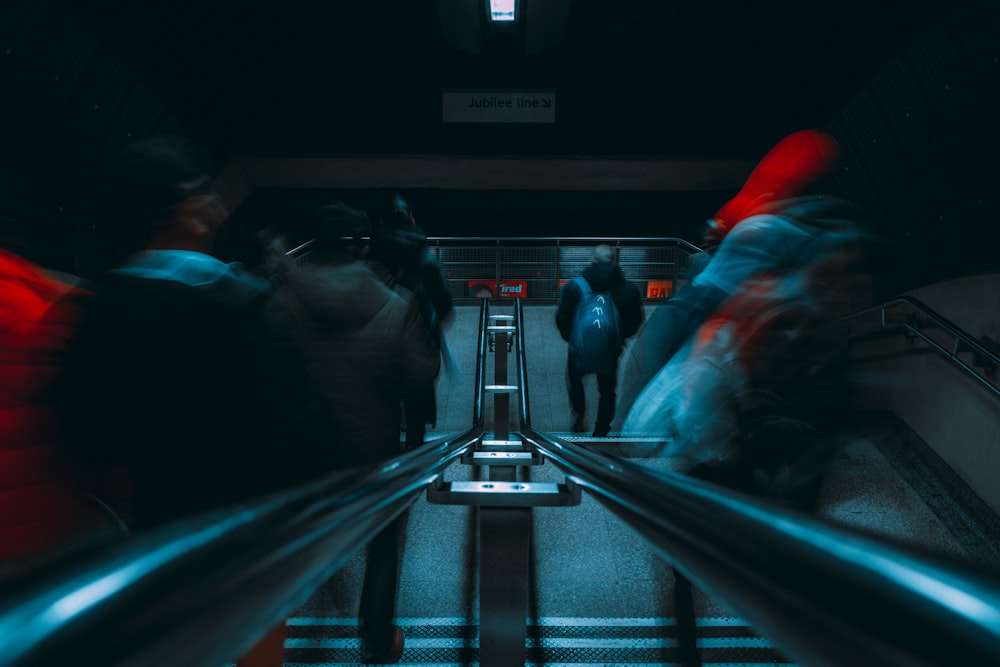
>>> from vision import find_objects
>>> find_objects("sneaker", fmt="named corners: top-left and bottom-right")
top-left (360, 625), bottom-right (404, 664)
top-left (593, 426), bottom-right (610, 437)
top-left (572, 416), bottom-right (585, 432)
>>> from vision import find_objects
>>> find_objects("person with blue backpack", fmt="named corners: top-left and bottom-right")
top-left (556, 244), bottom-right (645, 436)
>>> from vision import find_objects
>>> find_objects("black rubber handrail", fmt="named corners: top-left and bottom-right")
top-left (514, 297), bottom-right (531, 426)
top-left (0, 299), bottom-right (495, 667)
top-left (0, 429), bottom-right (481, 667)
top-left (839, 295), bottom-right (1000, 398)
top-left (518, 425), bottom-right (1000, 667)
top-left (473, 297), bottom-right (490, 427)
top-left (512, 294), bottom-right (1000, 666)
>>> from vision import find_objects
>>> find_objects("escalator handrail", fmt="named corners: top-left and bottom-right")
top-left (473, 297), bottom-right (489, 427)
top-left (520, 425), bottom-right (1000, 666)
top-left (512, 295), bottom-right (1000, 665)
top-left (514, 298), bottom-right (531, 426)
top-left (0, 428), bottom-right (482, 667)
top-left (0, 298), bottom-right (495, 667)
top-left (422, 291), bottom-right (999, 667)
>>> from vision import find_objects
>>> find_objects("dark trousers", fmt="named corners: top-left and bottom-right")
top-left (567, 359), bottom-right (618, 433)
top-left (403, 388), bottom-right (436, 450)
top-left (358, 510), bottom-right (409, 650)
top-left (403, 399), bottom-right (426, 451)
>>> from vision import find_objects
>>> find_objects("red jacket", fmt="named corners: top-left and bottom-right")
top-left (0, 249), bottom-right (91, 560)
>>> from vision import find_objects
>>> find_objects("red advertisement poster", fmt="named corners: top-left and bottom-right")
top-left (467, 280), bottom-right (496, 298)
top-left (466, 280), bottom-right (529, 298)
top-left (497, 280), bottom-right (527, 298)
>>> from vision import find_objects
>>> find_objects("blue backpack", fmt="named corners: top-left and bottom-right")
top-left (568, 275), bottom-right (621, 375)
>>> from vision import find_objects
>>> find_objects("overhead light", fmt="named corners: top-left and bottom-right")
top-left (488, 0), bottom-right (517, 22)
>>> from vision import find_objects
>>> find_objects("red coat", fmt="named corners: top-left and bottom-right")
top-left (0, 249), bottom-right (91, 560)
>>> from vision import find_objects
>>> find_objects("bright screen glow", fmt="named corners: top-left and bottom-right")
top-left (490, 0), bottom-right (516, 22)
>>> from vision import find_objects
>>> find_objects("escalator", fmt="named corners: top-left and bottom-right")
top-left (283, 296), bottom-right (1000, 665)
top-left (1, 297), bottom-right (999, 667)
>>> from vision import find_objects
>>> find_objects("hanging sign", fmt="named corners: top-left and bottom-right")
top-left (443, 90), bottom-right (556, 123)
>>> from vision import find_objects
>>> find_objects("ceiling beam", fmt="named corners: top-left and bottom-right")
top-left (235, 155), bottom-right (755, 191)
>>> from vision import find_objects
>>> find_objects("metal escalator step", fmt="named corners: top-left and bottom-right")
top-left (283, 616), bottom-right (796, 665)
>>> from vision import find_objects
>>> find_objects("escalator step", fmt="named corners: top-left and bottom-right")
top-left (283, 616), bottom-right (796, 665)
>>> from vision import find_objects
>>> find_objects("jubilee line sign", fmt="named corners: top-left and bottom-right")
top-left (442, 90), bottom-right (556, 123)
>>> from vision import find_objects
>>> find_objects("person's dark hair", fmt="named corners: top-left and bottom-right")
top-left (370, 225), bottom-right (426, 277)
top-left (311, 201), bottom-right (371, 257)
top-left (381, 194), bottom-right (416, 232)
top-left (369, 194), bottom-right (427, 276)
top-left (593, 244), bottom-right (615, 264)
top-left (97, 135), bottom-right (216, 254)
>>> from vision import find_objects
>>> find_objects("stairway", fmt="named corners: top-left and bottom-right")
top-left (282, 615), bottom-right (792, 666)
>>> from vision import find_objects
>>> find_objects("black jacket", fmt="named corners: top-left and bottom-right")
top-left (556, 262), bottom-right (645, 344)
top-left (59, 250), bottom-right (330, 530)
top-left (370, 225), bottom-right (454, 349)
top-left (282, 258), bottom-right (440, 467)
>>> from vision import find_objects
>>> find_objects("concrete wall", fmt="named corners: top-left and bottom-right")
top-left (848, 273), bottom-right (1000, 514)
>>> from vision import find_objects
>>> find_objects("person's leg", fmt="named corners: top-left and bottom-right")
top-left (403, 397), bottom-right (426, 450)
top-left (236, 622), bottom-right (286, 667)
top-left (359, 510), bottom-right (409, 659)
top-left (566, 358), bottom-right (586, 431)
top-left (594, 368), bottom-right (618, 436)
top-left (673, 570), bottom-right (701, 667)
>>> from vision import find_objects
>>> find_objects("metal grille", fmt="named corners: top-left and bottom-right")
top-left (436, 244), bottom-right (499, 300)
top-left (430, 237), bottom-right (700, 303)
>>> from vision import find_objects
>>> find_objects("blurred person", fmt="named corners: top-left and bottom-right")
top-left (625, 129), bottom-right (871, 438)
top-left (56, 135), bottom-right (330, 667)
top-left (369, 195), bottom-right (454, 450)
top-left (627, 129), bottom-right (867, 394)
top-left (60, 135), bottom-right (329, 528)
top-left (556, 244), bottom-right (644, 436)
top-left (0, 214), bottom-right (115, 569)
top-left (635, 252), bottom-right (868, 667)
top-left (681, 219), bottom-right (722, 285)
top-left (280, 200), bottom-right (440, 663)
top-left (623, 130), bottom-right (871, 667)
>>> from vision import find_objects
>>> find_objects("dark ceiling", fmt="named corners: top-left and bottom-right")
top-left (41, 0), bottom-right (951, 158)
top-left (2, 0), bottom-right (998, 287)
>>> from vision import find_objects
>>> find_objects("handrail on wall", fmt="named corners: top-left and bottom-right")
top-left (838, 294), bottom-right (1000, 399)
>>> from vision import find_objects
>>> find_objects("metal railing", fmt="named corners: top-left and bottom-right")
top-left (518, 425), bottom-right (1000, 666)
top-left (0, 436), bottom-right (482, 667)
top-left (6, 297), bottom-right (1000, 666)
top-left (512, 299), bottom-right (1000, 667)
top-left (838, 295), bottom-right (1000, 399)
top-left (283, 236), bottom-right (701, 303)
top-left (429, 236), bottom-right (701, 303)
top-left (0, 299), bottom-right (496, 667)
